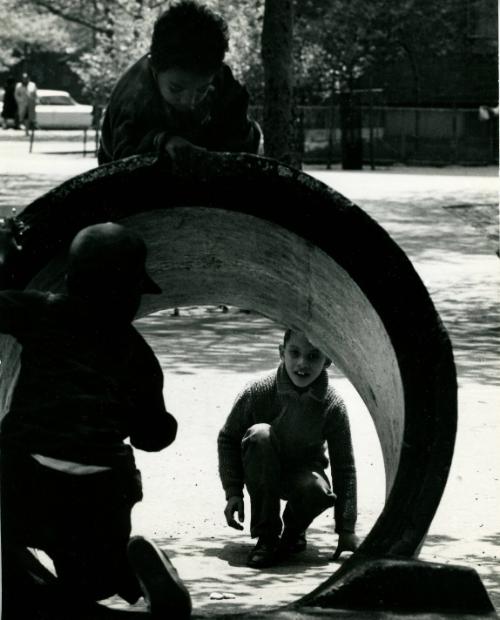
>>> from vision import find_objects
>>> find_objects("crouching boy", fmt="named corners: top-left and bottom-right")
top-left (218, 329), bottom-right (359, 568)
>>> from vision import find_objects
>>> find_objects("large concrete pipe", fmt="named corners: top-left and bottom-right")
top-left (0, 153), bottom-right (493, 618)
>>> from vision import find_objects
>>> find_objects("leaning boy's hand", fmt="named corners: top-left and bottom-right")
top-left (164, 135), bottom-right (206, 160)
top-left (331, 532), bottom-right (360, 561)
top-left (224, 496), bottom-right (245, 530)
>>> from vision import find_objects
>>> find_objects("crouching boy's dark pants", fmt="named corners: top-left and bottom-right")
top-left (242, 423), bottom-right (336, 540)
top-left (1, 449), bottom-right (143, 616)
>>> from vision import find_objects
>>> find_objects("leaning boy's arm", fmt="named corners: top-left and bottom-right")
top-left (326, 395), bottom-right (358, 535)
top-left (101, 110), bottom-right (170, 162)
top-left (99, 56), bottom-right (174, 162)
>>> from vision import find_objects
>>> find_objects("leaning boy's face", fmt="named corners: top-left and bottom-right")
top-left (279, 332), bottom-right (329, 389)
top-left (156, 66), bottom-right (214, 112)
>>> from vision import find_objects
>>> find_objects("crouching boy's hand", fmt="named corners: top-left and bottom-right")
top-left (224, 496), bottom-right (245, 530)
top-left (331, 532), bottom-right (360, 561)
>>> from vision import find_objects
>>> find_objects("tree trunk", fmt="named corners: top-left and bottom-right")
top-left (340, 88), bottom-right (363, 170)
top-left (261, 0), bottom-right (299, 166)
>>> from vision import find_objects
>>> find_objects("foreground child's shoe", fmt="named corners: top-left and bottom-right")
top-left (279, 529), bottom-right (307, 554)
top-left (127, 536), bottom-right (192, 619)
top-left (246, 537), bottom-right (280, 569)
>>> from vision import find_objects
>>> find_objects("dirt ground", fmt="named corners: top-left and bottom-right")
top-left (1, 132), bottom-right (498, 616)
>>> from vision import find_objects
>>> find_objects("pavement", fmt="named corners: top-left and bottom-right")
top-left (0, 132), bottom-right (499, 617)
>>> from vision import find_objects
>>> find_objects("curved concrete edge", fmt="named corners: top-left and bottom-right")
top-left (296, 557), bottom-right (496, 616)
top-left (0, 152), bottom-right (458, 612)
top-left (23, 205), bottom-right (405, 489)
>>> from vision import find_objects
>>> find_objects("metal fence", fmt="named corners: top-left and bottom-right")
top-left (250, 105), bottom-right (499, 167)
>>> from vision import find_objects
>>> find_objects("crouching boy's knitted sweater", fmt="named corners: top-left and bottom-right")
top-left (217, 363), bottom-right (357, 534)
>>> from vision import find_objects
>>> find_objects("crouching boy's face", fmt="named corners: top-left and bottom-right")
top-left (279, 331), bottom-right (331, 389)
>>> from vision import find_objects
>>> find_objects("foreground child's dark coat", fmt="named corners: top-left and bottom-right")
top-left (0, 289), bottom-right (176, 604)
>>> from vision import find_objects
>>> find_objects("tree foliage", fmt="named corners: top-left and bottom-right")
top-left (1, 0), bottom-right (264, 106)
top-left (0, 0), bottom-right (77, 70)
top-left (294, 0), bottom-right (468, 103)
top-left (1, 0), bottom-right (489, 107)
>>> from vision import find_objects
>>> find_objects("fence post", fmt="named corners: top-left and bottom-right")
top-left (400, 109), bottom-right (406, 164)
top-left (451, 107), bottom-right (458, 164)
top-left (414, 108), bottom-right (420, 162)
top-left (368, 89), bottom-right (375, 170)
top-left (327, 105), bottom-right (334, 169)
top-left (340, 90), bottom-right (363, 170)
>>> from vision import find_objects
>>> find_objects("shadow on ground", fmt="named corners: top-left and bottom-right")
top-left (104, 527), bottom-right (345, 616)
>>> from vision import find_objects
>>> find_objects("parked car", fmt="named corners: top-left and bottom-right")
top-left (34, 90), bottom-right (93, 129)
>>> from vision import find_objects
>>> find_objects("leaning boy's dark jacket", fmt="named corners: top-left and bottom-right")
top-left (98, 55), bottom-right (258, 163)
top-left (0, 290), bottom-right (177, 470)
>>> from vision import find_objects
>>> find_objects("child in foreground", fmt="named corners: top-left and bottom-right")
top-left (0, 221), bottom-right (191, 618)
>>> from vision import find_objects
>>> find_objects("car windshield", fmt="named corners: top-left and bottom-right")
top-left (38, 95), bottom-right (74, 105)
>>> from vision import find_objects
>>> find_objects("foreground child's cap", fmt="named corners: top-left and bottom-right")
top-left (67, 222), bottom-right (161, 295)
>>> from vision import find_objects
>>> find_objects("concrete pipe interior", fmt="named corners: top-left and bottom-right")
top-left (0, 153), bottom-right (457, 613)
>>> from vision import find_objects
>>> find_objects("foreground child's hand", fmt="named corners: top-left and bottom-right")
top-left (0, 217), bottom-right (24, 288)
top-left (0, 217), bottom-right (22, 266)
top-left (331, 532), bottom-right (360, 561)
top-left (224, 496), bottom-right (245, 530)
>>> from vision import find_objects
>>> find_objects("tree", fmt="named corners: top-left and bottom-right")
top-left (0, 0), bottom-right (156, 104)
top-left (261, 0), bottom-right (297, 165)
top-left (0, 0), bottom-right (77, 71)
top-left (291, 0), bottom-right (471, 167)
top-left (216, 0), bottom-right (264, 99)
top-left (294, 0), bottom-right (467, 104)
top-left (71, 3), bottom-right (159, 107)
top-left (4, 0), bottom-right (266, 108)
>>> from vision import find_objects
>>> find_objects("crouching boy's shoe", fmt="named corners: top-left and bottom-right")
top-left (246, 537), bottom-right (280, 569)
top-left (127, 536), bottom-right (192, 619)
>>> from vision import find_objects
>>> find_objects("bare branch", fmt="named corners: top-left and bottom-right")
top-left (27, 0), bottom-right (111, 35)
top-left (113, 0), bottom-right (137, 18)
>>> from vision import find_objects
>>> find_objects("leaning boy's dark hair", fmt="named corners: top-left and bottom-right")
top-left (150, 1), bottom-right (229, 74)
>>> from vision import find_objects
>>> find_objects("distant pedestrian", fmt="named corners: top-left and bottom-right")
top-left (478, 104), bottom-right (499, 121)
top-left (98, 0), bottom-right (260, 164)
top-left (218, 329), bottom-right (359, 569)
top-left (0, 221), bottom-right (192, 619)
top-left (14, 72), bottom-right (37, 134)
top-left (1, 76), bottom-right (19, 129)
